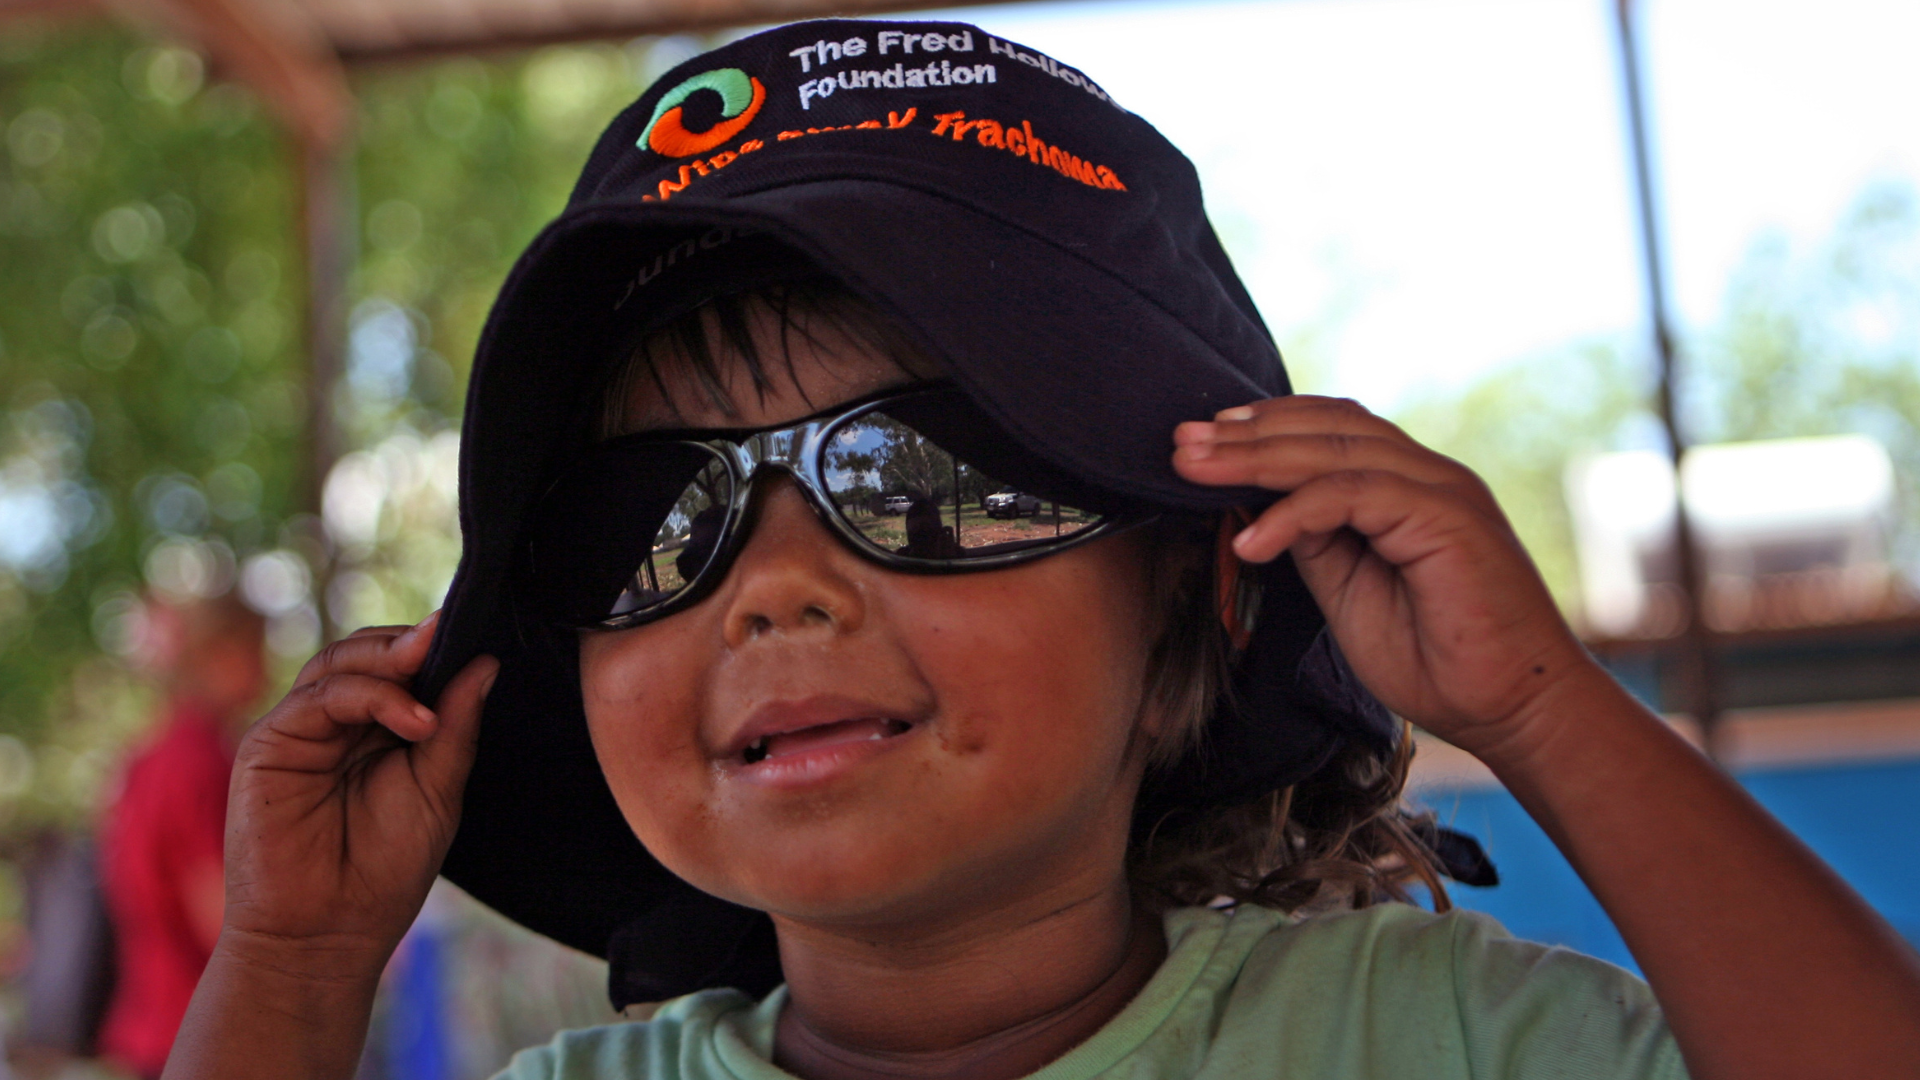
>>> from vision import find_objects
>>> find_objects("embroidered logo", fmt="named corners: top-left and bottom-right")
top-left (639, 68), bottom-right (768, 157)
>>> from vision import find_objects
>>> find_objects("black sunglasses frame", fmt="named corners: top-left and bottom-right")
top-left (549, 385), bottom-right (1150, 632)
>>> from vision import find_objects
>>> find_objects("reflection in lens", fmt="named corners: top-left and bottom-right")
top-left (610, 454), bottom-right (733, 614)
top-left (823, 409), bottom-right (1102, 560)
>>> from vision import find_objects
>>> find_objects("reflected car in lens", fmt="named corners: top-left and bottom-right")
top-left (984, 491), bottom-right (1041, 519)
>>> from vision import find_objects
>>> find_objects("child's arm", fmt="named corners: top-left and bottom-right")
top-left (164, 616), bottom-right (498, 1080)
top-left (1174, 396), bottom-right (1920, 1080)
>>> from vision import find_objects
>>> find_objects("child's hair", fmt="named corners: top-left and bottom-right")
top-left (597, 277), bottom-right (1451, 916)
top-left (596, 275), bottom-right (937, 438)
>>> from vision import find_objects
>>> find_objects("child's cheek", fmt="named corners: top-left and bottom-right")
top-left (580, 630), bottom-right (723, 858)
top-left (896, 555), bottom-right (1149, 796)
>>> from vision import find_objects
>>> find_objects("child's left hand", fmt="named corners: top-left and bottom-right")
top-left (1172, 395), bottom-right (1593, 760)
top-left (1176, 396), bottom-right (1920, 1080)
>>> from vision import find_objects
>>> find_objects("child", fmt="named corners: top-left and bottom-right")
top-left (167, 19), bottom-right (1920, 1080)
top-left (102, 591), bottom-right (266, 1080)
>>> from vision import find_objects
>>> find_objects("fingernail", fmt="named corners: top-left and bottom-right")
top-left (1167, 417), bottom-right (1213, 441)
top-left (1233, 526), bottom-right (1257, 555)
top-left (413, 704), bottom-right (437, 726)
top-left (397, 610), bottom-right (440, 647)
top-left (1217, 405), bottom-right (1254, 421)
top-left (1179, 442), bottom-right (1213, 461)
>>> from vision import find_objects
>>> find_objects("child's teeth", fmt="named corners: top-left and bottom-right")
top-left (741, 718), bottom-right (912, 765)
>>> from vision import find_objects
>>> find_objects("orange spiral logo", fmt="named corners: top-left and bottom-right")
top-left (640, 68), bottom-right (767, 158)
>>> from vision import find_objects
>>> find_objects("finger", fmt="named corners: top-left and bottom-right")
top-left (268, 672), bottom-right (440, 745)
top-left (409, 654), bottom-right (499, 815)
top-left (294, 610), bottom-right (441, 689)
top-left (1171, 431), bottom-right (1469, 493)
top-left (1230, 469), bottom-right (1492, 567)
top-left (1176, 395), bottom-right (1410, 450)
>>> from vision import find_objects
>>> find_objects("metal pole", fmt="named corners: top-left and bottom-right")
top-left (1613, 0), bottom-right (1722, 754)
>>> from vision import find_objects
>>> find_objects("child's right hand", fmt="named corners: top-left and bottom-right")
top-left (219, 613), bottom-right (498, 978)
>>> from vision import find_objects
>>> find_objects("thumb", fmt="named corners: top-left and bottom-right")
top-left (412, 654), bottom-right (499, 819)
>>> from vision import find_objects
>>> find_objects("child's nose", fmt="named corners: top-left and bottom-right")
top-left (718, 478), bottom-right (867, 646)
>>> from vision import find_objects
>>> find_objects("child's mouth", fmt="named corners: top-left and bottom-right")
top-left (740, 717), bottom-right (914, 764)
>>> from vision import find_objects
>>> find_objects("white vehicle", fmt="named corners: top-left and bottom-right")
top-left (883, 495), bottom-right (913, 514)
top-left (984, 491), bottom-right (1041, 519)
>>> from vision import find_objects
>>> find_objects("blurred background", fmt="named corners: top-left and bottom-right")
top-left (0, 0), bottom-right (1917, 1075)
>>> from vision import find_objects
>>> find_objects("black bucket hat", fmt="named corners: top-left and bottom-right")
top-left (416, 17), bottom-right (1417, 1007)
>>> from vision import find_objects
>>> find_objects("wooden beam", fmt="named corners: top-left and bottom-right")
top-left (127, 0), bottom-right (353, 151)
top-left (0, 0), bottom-right (107, 21)
top-left (322, 0), bottom-right (1042, 65)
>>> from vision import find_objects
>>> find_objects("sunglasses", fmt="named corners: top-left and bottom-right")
top-left (518, 385), bottom-right (1148, 630)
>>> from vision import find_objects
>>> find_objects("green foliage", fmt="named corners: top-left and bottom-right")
top-left (343, 36), bottom-right (722, 426)
top-left (0, 23), bottom-right (303, 825)
top-left (0, 22), bottom-right (726, 828)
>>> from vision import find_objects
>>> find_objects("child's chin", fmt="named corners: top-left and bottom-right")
top-left (687, 848), bottom-right (968, 926)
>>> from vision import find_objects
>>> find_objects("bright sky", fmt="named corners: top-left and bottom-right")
top-left (918, 0), bottom-right (1920, 409)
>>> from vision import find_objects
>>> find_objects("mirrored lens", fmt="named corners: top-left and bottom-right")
top-left (822, 408), bottom-right (1103, 560)
top-left (610, 452), bottom-right (734, 615)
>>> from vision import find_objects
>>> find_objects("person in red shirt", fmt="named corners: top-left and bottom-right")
top-left (98, 592), bottom-right (266, 1080)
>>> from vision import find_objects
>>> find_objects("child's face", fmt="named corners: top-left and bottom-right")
top-left (579, 313), bottom-right (1163, 927)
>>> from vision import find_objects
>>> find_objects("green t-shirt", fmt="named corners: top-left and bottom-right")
top-left (496, 903), bottom-right (1688, 1080)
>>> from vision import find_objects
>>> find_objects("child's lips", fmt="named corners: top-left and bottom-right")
top-left (720, 696), bottom-right (923, 787)
top-left (727, 718), bottom-right (919, 788)
top-left (744, 717), bottom-right (913, 763)
top-left (721, 694), bottom-right (920, 758)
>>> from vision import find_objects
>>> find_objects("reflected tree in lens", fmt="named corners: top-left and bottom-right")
top-left (642, 458), bottom-right (728, 595)
top-left (840, 417), bottom-right (951, 503)
top-left (827, 415), bottom-right (982, 552)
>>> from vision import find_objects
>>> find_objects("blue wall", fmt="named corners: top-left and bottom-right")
top-left (1434, 756), bottom-right (1920, 973)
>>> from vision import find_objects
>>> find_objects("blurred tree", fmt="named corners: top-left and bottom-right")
top-left (0, 20), bottom-right (730, 832)
top-left (0, 22), bottom-right (305, 827)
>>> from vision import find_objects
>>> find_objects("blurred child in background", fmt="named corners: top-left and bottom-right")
top-left (99, 593), bottom-right (265, 1080)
